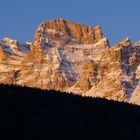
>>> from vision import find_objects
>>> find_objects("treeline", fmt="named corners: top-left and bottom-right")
top-left (0, 84), bottom-right (140, 139)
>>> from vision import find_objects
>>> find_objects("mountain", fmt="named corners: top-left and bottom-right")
top-left (0, 18), bottom-right (140, 105)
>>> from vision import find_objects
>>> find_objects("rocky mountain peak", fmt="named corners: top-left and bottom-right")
top-left (34, 19), bottom-right (104, 46)
top-left (1, 19), bottom-right (140, 105)
top-left (111, 38), bottom-right (131, 50)
top-left (0, 37), bottom-right (30, 54)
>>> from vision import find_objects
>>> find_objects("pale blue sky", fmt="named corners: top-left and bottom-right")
top-left (0, 0), bottom-right (140, 45)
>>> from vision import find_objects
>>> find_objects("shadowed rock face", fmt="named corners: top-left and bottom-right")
top-left (0, 19), bottom-right (140, 105)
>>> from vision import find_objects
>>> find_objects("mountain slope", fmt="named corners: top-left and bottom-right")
top-left (0, 18), bottom-right (140, 105)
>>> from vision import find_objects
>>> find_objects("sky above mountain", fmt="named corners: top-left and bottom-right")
top-left (0, 0), bottom-right (140, 45)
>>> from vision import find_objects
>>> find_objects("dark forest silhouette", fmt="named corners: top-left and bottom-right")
top-left (0, 84), bottom-right (140, 139)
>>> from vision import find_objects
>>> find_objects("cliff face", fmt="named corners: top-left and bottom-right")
top-left (34, 18), bottom-right (104, 46)
top-left (0, 19), bottom-right (140, 105)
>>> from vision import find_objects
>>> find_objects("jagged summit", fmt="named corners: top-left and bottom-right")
top-left (0, 37), bottom-right (30, 55)
top-left (34, 19), bottom-right (104, 45)
top-left (0, 19), bottom-right (140, 105)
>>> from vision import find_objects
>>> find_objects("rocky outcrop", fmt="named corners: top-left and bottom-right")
top-left (74, 60), bottom-right (98, 92)
top-left (34, 18), bottom-right (104, 47)
top-left (1, 19), bottom-right (140, 105)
